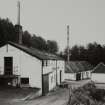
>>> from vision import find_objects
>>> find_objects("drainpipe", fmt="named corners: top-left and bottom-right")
top-left (56, 60), bottom-right (57, 86)
top-left (42, 60), bottom-right (44, 96)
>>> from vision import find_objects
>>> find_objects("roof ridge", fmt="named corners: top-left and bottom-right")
top-left (6, 42), bottom-right (63, 60)
top-left (94, 62), bottom-right (105, 70)
top-left (92, 62), bottom-right (105, 73)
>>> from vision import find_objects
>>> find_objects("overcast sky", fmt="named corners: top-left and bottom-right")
top-left (0, 0), bottom-right (105, 51)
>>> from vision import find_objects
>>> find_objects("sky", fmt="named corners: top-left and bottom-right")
top-left (0, 0), bottom-right (105, 51)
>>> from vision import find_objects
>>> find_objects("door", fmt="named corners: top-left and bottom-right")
top-left (60, 71), bottom-right (62, 84)
top-left (76, 73), bottom-right (81, 81)
top-left (42, 74), bottom-right (49, 95)
top-left (4, 57), bottom-right (13, 75)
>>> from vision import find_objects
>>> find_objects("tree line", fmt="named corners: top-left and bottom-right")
top-left (0, 18), bottom-right (58, 54)
top-left (60, 42), bottom-right (105, 66)
top-left (0, 18), bottom-right (105, 65)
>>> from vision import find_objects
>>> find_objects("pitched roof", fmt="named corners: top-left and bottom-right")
top-left (65, 61), bottom-right (93, 73)
top-left (92, 62), bottom-right (105, 73)
top-left (3, 42), bottom-right (63, 60)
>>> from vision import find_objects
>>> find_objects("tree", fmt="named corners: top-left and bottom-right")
top-left (79, 46), bottom-right (87, 61)
top-left (30, 34), bottom-right (47, 51)
top-left (0, 17), bottom-right (60, 54)
top-left (22, 31), bottom-right (31, 47)
top-left (62, 41), bottom-right (105, 65)
top-left (0, 18), bottom-right (16, 45)
top-left (46, 40), bottom-right (58, 53)
top-left (70, 45), bottom-right (80, 60)
top-left (86, 42), bottom-right (104, 65)
top-left (102, 45), bottom-right (105, 63)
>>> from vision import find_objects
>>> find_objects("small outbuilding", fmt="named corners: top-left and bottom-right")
top-left (64, 61), bottom-right (93, 81)
top-left (91, 62), bottom-right (105, 83)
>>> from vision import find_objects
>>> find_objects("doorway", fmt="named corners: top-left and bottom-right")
top-left (42, 74), bottom-right (49, 95)
top-left (76, 73), bottom-right (81, 81)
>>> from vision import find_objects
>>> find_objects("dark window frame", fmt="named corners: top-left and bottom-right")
top-left (4, 57), bottom-right (13, 75)
top-left (21, 78), bottom-right (29, 84)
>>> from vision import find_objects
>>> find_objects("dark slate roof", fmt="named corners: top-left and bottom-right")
top-left (92, 62), bottom-right (105, 73)
top-left (3, 42), bottom-right (63, 60)
top-left (65, 61), bottom-right (93, 73)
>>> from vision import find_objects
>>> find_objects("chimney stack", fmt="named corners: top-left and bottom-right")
top-left (15, 0), bottom-right (22, 44)
top-left (67, 25), bottom-right (70, 63)
top-left (17, 1), bottom-right (20, 25)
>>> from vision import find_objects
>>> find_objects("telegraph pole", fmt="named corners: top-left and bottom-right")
top-left (67, 25), bottom-right (72, 105)
top-left (67, 25), bottom-right (70, 63)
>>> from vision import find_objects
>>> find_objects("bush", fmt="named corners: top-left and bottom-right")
top-left (67, 82), bottom-right (105, 105)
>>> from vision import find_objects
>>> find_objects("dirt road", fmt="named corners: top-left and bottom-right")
top-left (9, 88), bottom-right (69, 105)
top-left (0, 79), bottom-right (91, 105)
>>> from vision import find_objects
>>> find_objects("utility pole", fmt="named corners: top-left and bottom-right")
top-left (67, 25), bottom-right (70, 63)
top-left (67, 25), bottom-right (72, 105)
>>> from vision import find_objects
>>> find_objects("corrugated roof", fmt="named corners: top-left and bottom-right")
top-left (65, 61), bottom-right (93, 73)
top-left (4, 42), bottom-right (63, 60)
top-left (92, 62), bottom-right (105, 73)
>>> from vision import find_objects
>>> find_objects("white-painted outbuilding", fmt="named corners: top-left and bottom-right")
top-left (0, 42), bottom-right (65, 95)
top-left (64, 61), bottom-right (93, 81)
top-left (91, 62), bottom-right (105, 83)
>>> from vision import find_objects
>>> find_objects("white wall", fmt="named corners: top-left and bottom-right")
top-left (0, 44), bottom-right (42, 92)
top-left (43, 60), bottom-right (56, 75)
top-left (20, 50), bottom-right (42, 89)
top-left (57, 70), bottom-right (60, 85)
top-left (42, 60), bottom-right (65, 90)
top-left (0, 45), bottom-right (21, 75)
top-left (57, 60), bottom-right (65, 85)
top-left (49, 70), bottom-right (56, 91)
top-left (82, 71), bottom-right (91, 79)
top-left (64, 73), bottom-right (76, 80)
top-left (42, 59), bottom-right (65, 87)
top-left (92, 73), bottom-right (105, 83)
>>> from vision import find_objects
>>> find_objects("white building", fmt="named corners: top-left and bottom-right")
top-left (64, 61), bottom-right (93, 81)
top-left (0, 41), bottom-right (65, 95)
top-left (91, 62), bottom-right (105, 83)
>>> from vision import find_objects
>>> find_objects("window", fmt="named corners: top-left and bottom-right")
top-left (21, 78), bottom-right (29, 84)
top-left (4, 57), bottom-right (13, 75)
top-left (42, 60), bottom-right (48, 66)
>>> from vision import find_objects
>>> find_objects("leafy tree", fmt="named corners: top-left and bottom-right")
top-left (79, 46), bottom-right (87, 61)
top-left (0, 18), bottom-right (16, 45)
top-left (22, 31), bottom-right (31, 47)
top-left (62, 42), bottom-right (105, 65)
top-left (46, 40), bottom-right (58, 53)
top-left (30, 34), bottom-right (47, 51)
top-left (86, 42), bottom-right (104, 65)
top-left (0, 17), bottom-right (59, 54)
top-left (70, 45), bottom-right (80, 60)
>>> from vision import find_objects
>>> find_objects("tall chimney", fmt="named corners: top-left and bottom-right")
top-left (67, 25), bottom-right (70, 63)
top-left (15, 0), bottom-right (22, 44)
top-left (17, 1), bottom-right (20, 25)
